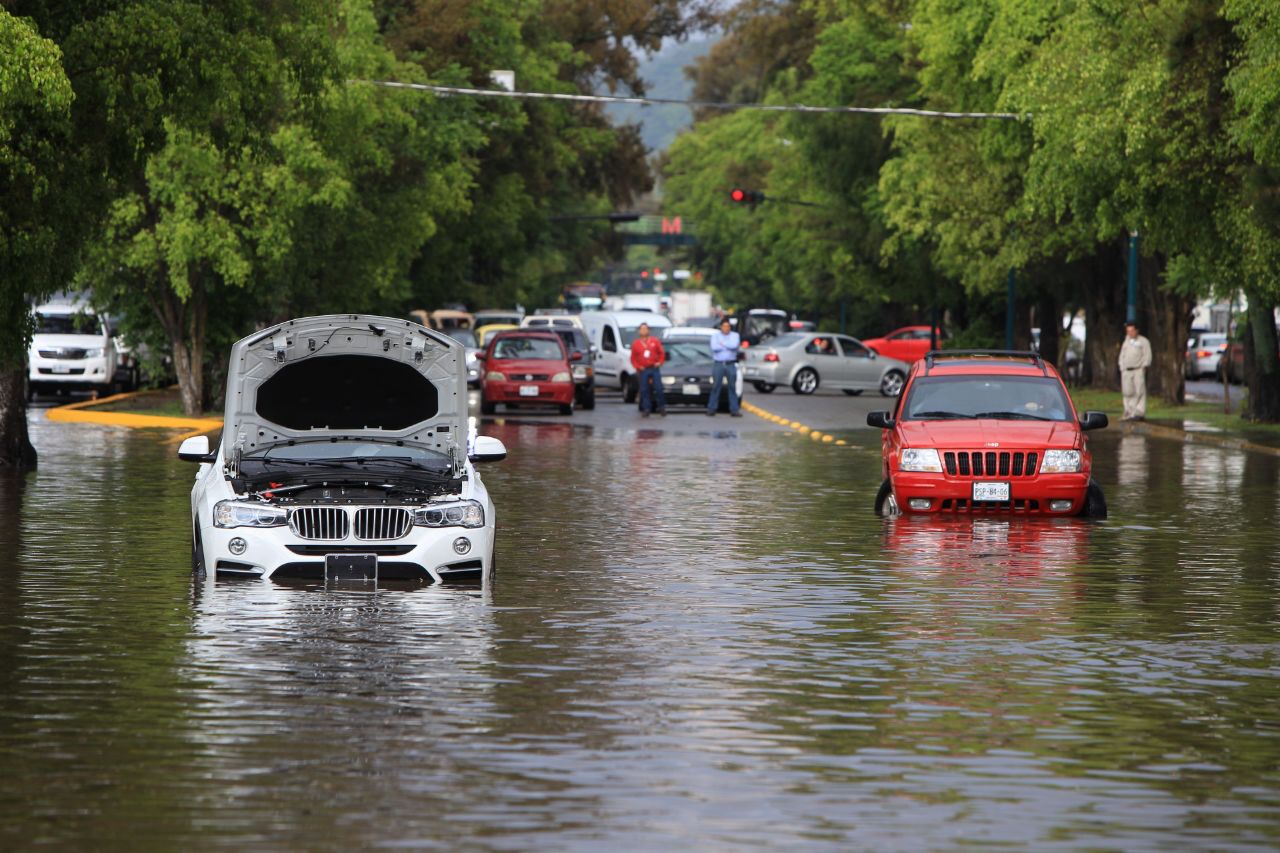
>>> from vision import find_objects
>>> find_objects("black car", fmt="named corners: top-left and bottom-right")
top-left (551, 327), bottom-right (596, 409)
top-left (628, 337), bottom-right (740, 411)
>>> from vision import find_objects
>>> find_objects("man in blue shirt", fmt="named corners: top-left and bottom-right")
top-left (707, 318), bottom-right (742, 417)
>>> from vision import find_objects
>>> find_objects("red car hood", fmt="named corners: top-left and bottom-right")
top-left (489, 358), bottom-right (566, 375)
top-left (897, 419), bottom-right (1080, 449)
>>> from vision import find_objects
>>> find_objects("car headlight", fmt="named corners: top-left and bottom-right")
top-left (213, 500), bottom-right (288, 529)
top-left (662, 376), bottom-right (676, 385)
top-left (413, 500), bottom-right (485, 529)
top-left (485, 371), bottom-right (505, 381)
top-left (1039, 449), bottom-right (1082, 473)
top-left (84, 347), bottom-right (104, 358)
top-left (551, 372), bottom-right (571, 382)
top-left (899, 448), bottom-right (943, 472)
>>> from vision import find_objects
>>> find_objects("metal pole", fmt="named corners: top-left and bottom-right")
top-left (1006, 268), bottom-right (1016, 350)
top-left (930, 304), bottom-right (939, 351)
top-left (839, 297), bottom-right (847, 336)
top-left (1126, 231), bottom-right (1139, 324)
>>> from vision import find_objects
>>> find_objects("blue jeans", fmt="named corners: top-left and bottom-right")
top-left (638, 366), bottom-right (666, 413)
top-left (708, 361), bottom-right (739, 414)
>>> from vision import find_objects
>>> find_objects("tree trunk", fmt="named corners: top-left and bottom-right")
top-left (1139, 252), bottom-right (1191, 405)
top-left (152, 278), bottom-right (207, 417)
top-left (1243, 295), bottom-right (1280, 422)
top-left (1080, 241), bottom-right (1126, 389)
top-left (0, 365), bottom-right (36, 470)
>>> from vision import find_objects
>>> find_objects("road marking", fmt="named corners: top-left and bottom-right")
top-left (740, 401), bottom-right (851, 447)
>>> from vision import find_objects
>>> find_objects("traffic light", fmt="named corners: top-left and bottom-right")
top-left (729, 188), bottom-right (765, 206)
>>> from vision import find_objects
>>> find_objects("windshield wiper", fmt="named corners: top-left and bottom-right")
top-left (249, 456), bottom-right (450, 476)
top-left (909, 410), bottom-right (975, 419)
top-left (972, 411), bottom-right (1054, 421)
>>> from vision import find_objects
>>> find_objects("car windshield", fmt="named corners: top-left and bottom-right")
top-left (1199, 334), bottom-right (1227, 348)
top-left (243, 440), bottom-right (450, 468)
top-left (902, 375), bottom-right (1074, 421)
top-left (664, 341), bottom-right (713, 366)
top-left (442, 328), bottom-right (478, 347)
top-left (36, 312), bottom-right (103, 335)
top-left (745, 314), bottom-right (787, 339)
top-left (554, 331), bottom-right (587, 352)
top-left (476, 314), bottom-right (521, 326)
top-left (492, 336), bottom-right (563, 360)
top-left (621, 326), bottom-right (663, 347)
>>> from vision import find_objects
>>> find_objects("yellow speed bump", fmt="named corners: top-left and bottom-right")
top-left (743, 400), bottom-right (851, 448)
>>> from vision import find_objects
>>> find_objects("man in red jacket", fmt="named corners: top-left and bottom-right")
top-left (631, 322), bottom-right (667, 417)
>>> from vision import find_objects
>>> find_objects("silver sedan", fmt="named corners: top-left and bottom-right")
top-left (742, 332), bottom-right (909, 396)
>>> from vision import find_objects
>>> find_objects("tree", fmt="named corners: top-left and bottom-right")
top-left (0, 9), bottom-right (75, 469)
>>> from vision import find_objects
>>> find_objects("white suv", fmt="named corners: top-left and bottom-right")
top-left (28, 302), bottom-right (118, 398)
top-left (178, 314), bottom-right (507, 584)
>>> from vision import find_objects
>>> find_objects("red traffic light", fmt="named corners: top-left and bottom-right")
top-left (729, 188), bottom-right (764, 205)
top-left (730, 188), bottom-right (746, 202)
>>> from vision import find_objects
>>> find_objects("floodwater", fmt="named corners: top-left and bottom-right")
top-left (1, 409), bottom-right (1279, 850)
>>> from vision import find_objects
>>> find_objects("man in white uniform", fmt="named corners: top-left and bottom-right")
top-left (1118, 321), bottom-right (1152, 420)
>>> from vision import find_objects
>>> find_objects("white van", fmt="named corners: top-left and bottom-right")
top-left (581, 311), bottom-right (672, 394)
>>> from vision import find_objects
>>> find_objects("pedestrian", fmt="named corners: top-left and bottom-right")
top-left (707, 317), bottom-right (742, 417)
top-left (631, 322), bottom-right (666, 417)
top-left (1118, 321), bottom-right (1152, 420)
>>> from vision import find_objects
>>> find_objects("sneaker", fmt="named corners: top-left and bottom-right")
top-left (657, 409), bottom-right (667, 417)
top-left (730, 411), bottom-right (743, 417)
top-left (641, 411), bottom-right (650, 418)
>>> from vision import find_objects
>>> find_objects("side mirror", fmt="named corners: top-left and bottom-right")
top-left (589, 345), bottom-right (598, 355)
top-left (474, 352), bottom-right (486, 361)
top-left (570, 351), bottom-right (584, 362)
top-left (1079, 411), bottom-right (1109, 431)
top-left (866, 411), bottom-right (896, 430)
top-left (177, 435), bottom-right (216, 463)
top-left (470, 435), bottom-right (507, 463)
top-left (867, 350), bottom-right (877, 359)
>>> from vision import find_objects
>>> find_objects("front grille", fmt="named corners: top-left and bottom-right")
top-left (940, 498), bottom-right (1040, 512)
top-left (944, 451), bottom-right (1039, 478)
top-left (290, 507), bottom-right (350, 540)
top-left (513, 373), bottom-right (550, 381)
top-left (39, 348), bottom-right (87, 360)
top-left (286, 544), bottom-right (413, 556)
top-left (354, 507), bottom-right (412, 540)
top-left (37, 367), bottom-right (85, 375)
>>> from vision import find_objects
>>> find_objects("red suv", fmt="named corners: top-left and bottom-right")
top-left (479, 331), bottom-right (578, 415)
top-left (867, 350), bottom-right (1109, 517)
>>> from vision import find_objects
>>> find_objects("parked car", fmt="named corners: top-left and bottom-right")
top-left (627, 336), bottom-right (743, 410)
top-left (1185, 332), bottom-right (1228, 379)
top-left (742, 332), bottom-right (909, 397)
top-left (861, 325), bottom-right (945, 364)
top-left (177, 314), bottom-right (506, 583)
top-left (474, 309), bottom-right (524, 328)
top-left (28, 302), bottom-right (121, 399)
top-left (440, 326), bottom-right (482, 387)
top-left (478, 330), bottom-right (577, 415)
top-left (550, 326), bottom-right (596, 410)
top-left (581, 310), bottom-right (673, 397)
top-left (866, 349), bottom-right (1108, 517)
top-left (521, 313), bottom-right (584, 330)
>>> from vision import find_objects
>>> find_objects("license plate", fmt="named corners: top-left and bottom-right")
top-left (744, 367), bottom-right (758, 377)
top-left (325, 553), bottom-right (377, 581)
top-left (972, 481), bottom-right (1010, 502)
top-left (682, 383), bottom-right (701, 395)
top-left (519, 385), bottom-right (538, 396)
top-left (51, 365), bottom-right (73, 374)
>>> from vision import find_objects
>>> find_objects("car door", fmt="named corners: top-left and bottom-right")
top-left (836, 336), bottom-right (880, 388)
top-left (597, 323), bottom-right (620, 381)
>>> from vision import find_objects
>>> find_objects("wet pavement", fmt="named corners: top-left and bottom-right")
top-left (2, 395), bottom-right (1279, 850)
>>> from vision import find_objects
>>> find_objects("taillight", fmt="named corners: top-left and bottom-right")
top-left (764, 352), bottom-right (779, 363)
top-left (1197, 349), bottom-right (1212, 358)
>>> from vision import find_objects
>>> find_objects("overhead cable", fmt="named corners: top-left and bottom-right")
top-left (354, 80), bottom-right (1023, 121)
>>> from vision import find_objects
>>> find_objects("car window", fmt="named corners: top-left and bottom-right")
top-left (665, 341), bottom-right (713, 366)
top-left (36, 312), bottom-right (103, 335)
top-left (442, 328), bottom-right (478, 347)
top-left (1200, 334), bottom-right (1227, 347)
top-left (901, 375), bottom-right (1073, 421)
top-left (555, 330), bottom-right (588, 352)
top-left (890, 330), bottom-right (912, 340)
top-left (492, 337), bottom-right (564, 360)
top-left (805, 337), bottom-right (837, 356)
top-left (838, 337), bottom-right (871, 357)
top-left (602, 326), bottom-right (617, 352)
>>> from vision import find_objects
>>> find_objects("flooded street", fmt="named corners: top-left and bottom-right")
top-left (2, 404), bottom-right (1279, 850)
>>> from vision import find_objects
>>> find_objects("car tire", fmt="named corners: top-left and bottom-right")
top-left (623, 375), bottom-right (637, 403)
top-left (842, 389), bottom-right (863, 396)
top-left (753, 382), bottom-right (776, 393)
top-left (484, 546), bottom-right (496, 587)
top-left (480, 399), bottom-right (496, 416)
top-left (880, 369), bottom-right (906, 397)
top-left (580, 389), bottom-right (596, 410)
top-left (1079, 479), bottom-right (1108, 519)
top-left (191, 523), bottom-right (206, 576)
top-left (874, 479), bottom-right (900, 517)
top-left (559, 403), bottom-right (573, 416)
top-left (792, 368), bottom-right (819, 395)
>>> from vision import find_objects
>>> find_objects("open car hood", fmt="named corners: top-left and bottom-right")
top-left (222, 315), bottom-right (467, 472)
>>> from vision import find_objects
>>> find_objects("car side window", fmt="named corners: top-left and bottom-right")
top-left (838, 337), bottom-right (871, 358)
top-left (805, 337), bottom-right (837, 356)
top-left (602, 326), bottom-right (617, 352)
top-left (890, 330), bottom-right (911, 340)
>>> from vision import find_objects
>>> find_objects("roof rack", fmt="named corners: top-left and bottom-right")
top-left (924, 349), bottom-right (1047, 376)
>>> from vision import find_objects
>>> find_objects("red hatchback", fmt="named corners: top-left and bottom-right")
top-left (867, 350), bottom-right (1109, 517)
top-left (862, 325), bottom-right (945, 364)
top-left (479, 331), bottom-right (578, 415)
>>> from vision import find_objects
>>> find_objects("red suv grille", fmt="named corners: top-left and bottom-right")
top-left (944, 451), bottom-right (1039, 477)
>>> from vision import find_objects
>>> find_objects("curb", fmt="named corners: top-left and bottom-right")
top-left (46, 389), bottom-right (222, 443)
top-left (739, 401), bottom-right (850, 446)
